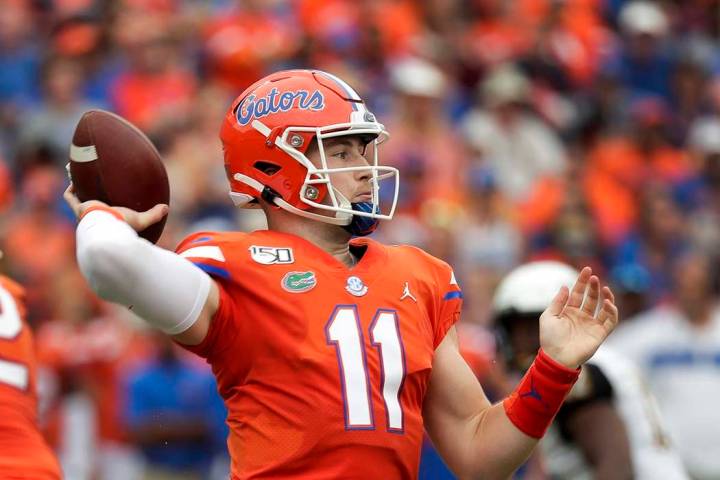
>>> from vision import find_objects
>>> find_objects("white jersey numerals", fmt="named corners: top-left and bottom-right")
top-left (0, 287), bottom-right (29, 390)
top-left (370, 310), bottom-right (406, 431)
top-left (326, 306), bottom-right (406, 432)
top-left (327, 307), bottom-right (373, 427)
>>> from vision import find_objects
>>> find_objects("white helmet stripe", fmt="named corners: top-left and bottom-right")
top-left (317, 71), bottom-right (367, 113)
top-left (318, 71), bottom-right (362, 101)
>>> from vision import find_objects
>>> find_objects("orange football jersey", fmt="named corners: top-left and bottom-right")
top-left (0, 276), bottom-right (62, 479)
top-left (176, 230), bottom-right (462, 479)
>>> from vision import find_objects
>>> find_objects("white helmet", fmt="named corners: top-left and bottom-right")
top-left (493, 261), bottom-right (579, 369)
top-left (493, 261), bottom-right (579, 317)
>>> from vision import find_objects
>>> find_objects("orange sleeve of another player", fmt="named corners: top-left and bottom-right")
top-left (175, 232), bottom-right (241, 359)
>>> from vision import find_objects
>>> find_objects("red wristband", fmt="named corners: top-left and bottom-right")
top-left (79, 205), bottom-right (124, 222)
top-left (503, 348), bottom-right (580, 438)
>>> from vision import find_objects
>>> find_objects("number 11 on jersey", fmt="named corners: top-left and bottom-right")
top-left (326, 306), bottom-right (406, 432)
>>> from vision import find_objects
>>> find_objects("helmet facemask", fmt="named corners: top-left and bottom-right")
top-left (233, 116), bottom-right (399, 230)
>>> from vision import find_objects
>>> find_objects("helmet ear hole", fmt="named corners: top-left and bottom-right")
top-left (253, 161), bottom-right (281, 176)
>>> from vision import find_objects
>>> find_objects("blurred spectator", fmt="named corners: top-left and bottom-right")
top-left (17, 56), bottom-right (99, 169)
top-left (526, 0), bottom-right (613, 89)
top-left (450, 168), bottom-right (522, 328)
top-left (518, 145), bottom-right (603, 273)
top-left (603, 1), bottom-right (675, 101)
top-left (611, 184), bottom-right (690, 304)
top-left (532, 189), bottom-right (604, 274)
top-left (51, 15), bottom-right (104, 59)
top-left (685, 116), bottom-right (720, 260)
top-left (0, 166), bottom-right (74, 322)
top-left (110, 8), bottom-right (196, 131)
top-left (0, 156), bottom-right (14, 211)
top-left (583, 96), bottom-right (694, 246)
top-left (0, 1), bottom-right (40, 108)
top-left (461, 63), bottom-right (568, 206)
top-left (608, 251), bottom-right (720, 479)
top-left (382, 56), bottom-right (466, 214)
top-left (0, 0), bottom-right (41, 156)
top-left (125, 334), bottom-right (226, 480)
top-left (608, 263), bottom-right (652, 322)
top-left (670, 56), bottom-right (710, 144)
top-left (460, 0), bottom-right (533, 68)
top-left (160, 86), bottom-right (235, 234)
top-left (454, 167), bottom-right (521, 275)
top-left (298, 0), bottom-right (421, 68)
top-left (202, 0), bottom-right (299, 91)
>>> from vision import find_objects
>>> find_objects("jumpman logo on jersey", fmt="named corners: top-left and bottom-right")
top-left (520, 378), bottom-right (550, 410)
top-left (400, 282), bottom-right (417, 302)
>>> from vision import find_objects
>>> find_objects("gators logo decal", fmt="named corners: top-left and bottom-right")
top-left (281, 271), bottom-right (317, 293)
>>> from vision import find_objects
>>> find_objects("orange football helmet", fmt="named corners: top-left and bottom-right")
top-left (220, 69), bottom-right (398, 230)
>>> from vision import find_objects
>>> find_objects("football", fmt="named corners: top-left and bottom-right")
top-left (68, 110), bottom-right (170, 244)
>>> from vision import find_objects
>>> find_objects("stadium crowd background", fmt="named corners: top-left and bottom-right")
top-left (2, 0), bottom-right (720, 478)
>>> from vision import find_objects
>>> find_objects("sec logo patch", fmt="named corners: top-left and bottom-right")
top-left (345, 276), bottom-right (368, 297)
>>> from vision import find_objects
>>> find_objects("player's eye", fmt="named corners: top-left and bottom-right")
top-left (332, 150), bottom-right (349, 160)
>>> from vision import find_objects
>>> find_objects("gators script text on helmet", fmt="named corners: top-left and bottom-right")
top-left (220, 69), bottom-right (399, 227)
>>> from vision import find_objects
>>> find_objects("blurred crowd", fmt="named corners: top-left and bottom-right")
top-left (2, 0), bottom-right (720, 479)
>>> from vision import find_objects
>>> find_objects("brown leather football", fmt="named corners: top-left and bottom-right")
top-left (68, 110), bottom-right (169, 243)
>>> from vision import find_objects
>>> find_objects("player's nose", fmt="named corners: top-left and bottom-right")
top-left (352, 151), bottom-right (372, 177)
top-left (355, 163), bottom-right (372, 183)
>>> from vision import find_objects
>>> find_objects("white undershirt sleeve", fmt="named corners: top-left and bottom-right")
top-left (76, 210), bottom-right (212, 335)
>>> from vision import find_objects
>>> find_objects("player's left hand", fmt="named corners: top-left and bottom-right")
top-left (538, 267), bottom-right (618, 369)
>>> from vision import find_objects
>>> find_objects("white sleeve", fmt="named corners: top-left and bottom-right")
top-left (76, 210), bottom-right (212, 335)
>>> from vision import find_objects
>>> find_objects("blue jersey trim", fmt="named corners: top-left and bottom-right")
top-left (190, 236), bottom-right (212, 244)
top-left (193, 262), bottom-right (230, 279)
top-left (443, 291), bottom-right (463, 301)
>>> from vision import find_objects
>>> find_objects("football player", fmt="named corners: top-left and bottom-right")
top-left (0, 272), bottom-right (62, 478)
top-left (493, 260), bottom-right (688, 480)
top-left (65, 69), bottom-right (619, 479)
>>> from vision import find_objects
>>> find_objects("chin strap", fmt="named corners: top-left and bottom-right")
top-left (233, 173), bottom-right (381, 232)
top-left (343, 202), bottom-right (381, 236)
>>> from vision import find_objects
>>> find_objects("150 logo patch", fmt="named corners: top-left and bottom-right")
top-left (250, 246), bottom-right (294, 265)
